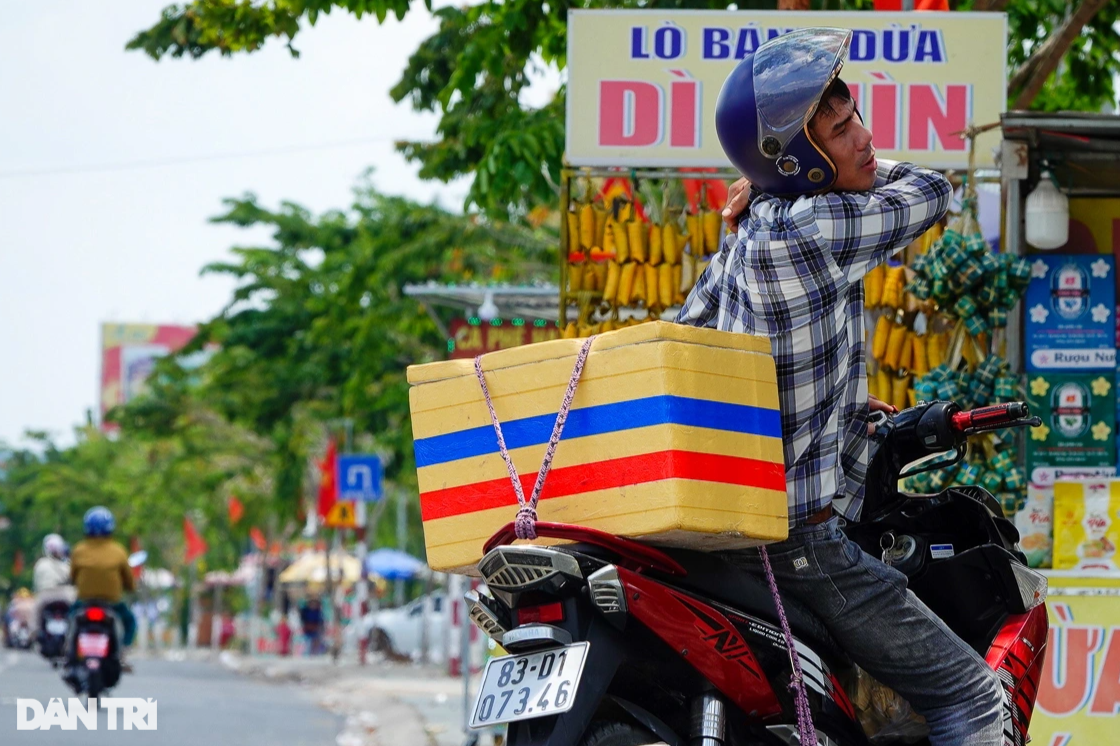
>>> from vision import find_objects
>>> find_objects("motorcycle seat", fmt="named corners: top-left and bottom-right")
top-left (660, 548), bottom-right (850, 666)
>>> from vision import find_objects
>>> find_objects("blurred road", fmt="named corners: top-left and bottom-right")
top-left (0, 649), bottom-right (343, 745)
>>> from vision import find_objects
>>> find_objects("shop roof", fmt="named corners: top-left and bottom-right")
top-left (403, 282), bottom-right (560, 321)
top-left (1002, 111), bottom-right (1120, 196)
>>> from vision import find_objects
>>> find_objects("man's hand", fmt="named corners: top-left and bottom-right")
top-left (868, 394), bottom-right (898, 435)
top-left (723, 177), bottom-right (751, 229)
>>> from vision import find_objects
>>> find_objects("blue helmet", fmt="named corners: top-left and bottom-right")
top-left (715, 28), bottom-right (852, 198)
top-left (83, 507), bottom-right (115, 537)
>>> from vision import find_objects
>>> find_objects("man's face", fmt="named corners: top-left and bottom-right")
top-left (809, 97), bottom-right (877, 192)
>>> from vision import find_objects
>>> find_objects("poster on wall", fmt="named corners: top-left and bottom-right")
top-left (566, 10), bottom-right (1007, 169)
top-left (1052, 480), bottom-right (1120, 571)
top-left (100, 323), bottom-right (198, 431)
top-left (1024, 254), bottom-right (1116, 371)
top-left (1026, 372), bottom-right (1116, 470)
top-left (1030, 574), bottom-right (1120, 743)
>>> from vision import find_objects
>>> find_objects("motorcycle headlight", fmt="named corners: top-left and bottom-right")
top-left (1011, 562), bottom-right (1048, 610)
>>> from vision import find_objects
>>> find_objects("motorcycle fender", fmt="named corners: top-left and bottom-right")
top-left (505, 615), bottom-right (627, 746)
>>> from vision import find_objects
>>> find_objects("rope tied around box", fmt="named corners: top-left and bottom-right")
top-left (473, 336), bottom-right (597, 540)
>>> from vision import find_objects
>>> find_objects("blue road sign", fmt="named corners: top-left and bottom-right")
top-left (337, 455), bottom-right (383, 502)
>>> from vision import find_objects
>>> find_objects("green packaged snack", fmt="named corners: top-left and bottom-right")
top-left (957, 462), bottom-right (983, 486)
top-left (988, 308), bottom-right (1008, 329)
top-left (911, 277), bottom-right (933, 300)
top-left (994, 375), bottom-right (1019, 400)
top-left (1003, 467), bottom-right (1026, 491)
top-left (954, 295), bottom-right (979, 318)
top-left (977, 283), bottom-right (999, 307)
top-left (965, 314), bottom-right (990, 337)
top-left (981, 471), bottom-right (1004, 493)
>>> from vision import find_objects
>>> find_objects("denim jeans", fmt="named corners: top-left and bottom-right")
top-left (723, 517), bottom-right (1005, 746)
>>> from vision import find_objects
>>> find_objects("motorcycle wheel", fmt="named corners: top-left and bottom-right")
top-left (579, 721), bottom-right (666, 746)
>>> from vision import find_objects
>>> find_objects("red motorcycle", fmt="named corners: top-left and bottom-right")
top-left (464, 401), bottom-right (1048, 746)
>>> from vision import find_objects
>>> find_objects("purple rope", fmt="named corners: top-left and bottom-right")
top-left (759, 545), bottom-right (817, 744)
top-left (474, 336), bottom-right (596, 541)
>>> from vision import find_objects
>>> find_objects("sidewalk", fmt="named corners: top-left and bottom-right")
top-left (212, 650), bottom-right (497, 746)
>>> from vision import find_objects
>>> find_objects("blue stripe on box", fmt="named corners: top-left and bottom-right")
top-left (413, 395), bottom-right (782, 468)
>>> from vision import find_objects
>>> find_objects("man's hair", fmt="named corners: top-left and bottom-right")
top-left (814, 77), bottom-right (852, 120)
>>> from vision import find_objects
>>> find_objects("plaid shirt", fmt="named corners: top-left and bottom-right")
top-left (676, 160), bottom-right (951, 526)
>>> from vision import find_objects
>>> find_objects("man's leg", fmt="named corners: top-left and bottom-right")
top-left (113, 602), bottom-right (137, 647)
top-left (726, 518), bottom-right (1004, 746)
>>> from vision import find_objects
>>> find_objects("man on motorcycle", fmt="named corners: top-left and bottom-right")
top-left (676, 29), bottom-right (1005, 745)
top-left (70, 507), bottom-right (137, 668)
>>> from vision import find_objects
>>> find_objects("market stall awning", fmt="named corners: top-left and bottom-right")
top-left (1002, 112), bottom-right (1120, 196)
top-left (278, 552), bottom-right (362, 587)
top-left (403, 283), bottom-right (560, 322)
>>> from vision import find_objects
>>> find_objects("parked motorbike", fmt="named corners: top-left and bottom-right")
top-left (463, 401), bottom-right (1049, 746)
top-left (39, 599), bottom-right (72, 666)
top-left (63, 602), bottom-right (123, 701)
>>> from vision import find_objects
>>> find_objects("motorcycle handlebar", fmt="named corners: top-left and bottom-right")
top-left (950, 402), bottom-right (1038, 434)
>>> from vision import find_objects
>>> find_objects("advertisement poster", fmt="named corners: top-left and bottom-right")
top-left (566, 10), bottom-right (1007, 169)
top-left (100, 323), bottom-right (198, 430)
top-left (448, 319), bottom-right (560, 359)
top-left (1026, 372), bottom-right (1116, 469)
top-left (1030, 573), bottom-right (1120, 744)
top-left (1024, 254), bottom-right (1116, 371)
top-left (1052, 480), bottom-right (1120, 571)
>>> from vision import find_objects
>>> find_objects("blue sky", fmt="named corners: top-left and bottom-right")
top-left (0, 1), bottom-right (490, 446)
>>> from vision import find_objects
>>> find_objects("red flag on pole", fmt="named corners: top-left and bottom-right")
top-left (228, 495), bottom-right (245, 525)
top-left (317, 439), bottom-right (339, 520)
top-left (184, 517), bottom-right (208, 563)
top-left (250, 526), bottom-right (267, 552)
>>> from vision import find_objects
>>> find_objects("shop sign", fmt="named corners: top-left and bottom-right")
top-left (566, 10), bottom-right (1007, 169)
top-left (1025, 255), bottom-right (1116, 371)
top-left (1030, 575), bottom-right (1120, 743)
top-left (448, 319), bottom-right (560, 360)
top-left (1026, 372), bottom-right (1116, 469)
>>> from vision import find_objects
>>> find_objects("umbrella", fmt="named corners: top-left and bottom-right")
top-left (363, 548), bottom-right (427, 581)
top-left (278, 552), bottom-right (362, 588)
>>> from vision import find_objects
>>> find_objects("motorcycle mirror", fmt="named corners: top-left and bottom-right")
top-left (128, 551), bottom-right (148, 568)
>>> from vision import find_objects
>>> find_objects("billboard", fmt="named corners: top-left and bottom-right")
top-left (1030, 574), bottom-right (1120, 744)
top-left (99, 323), bottom-right (198, 430)
top-left (566, 10), bottom-right (1007, 169)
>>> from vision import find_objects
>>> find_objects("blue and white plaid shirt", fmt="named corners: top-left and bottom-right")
top-left (676, 160), bottom-right (951, 526)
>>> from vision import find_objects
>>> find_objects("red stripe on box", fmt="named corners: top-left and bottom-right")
top-left (419, 450), bottom-right (786, 521)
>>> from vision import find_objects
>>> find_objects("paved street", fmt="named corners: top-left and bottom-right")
top-left (0, 649), bottom-right (343, 745)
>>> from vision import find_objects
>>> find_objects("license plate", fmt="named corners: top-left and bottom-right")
top-left (470, 642), bottom-right (589, 728)
top-left (46, 620), bottom-right (69, 635)
top-left (77, 633), bottom-right (109, 658)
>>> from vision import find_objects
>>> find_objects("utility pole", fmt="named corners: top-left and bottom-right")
top-left (395, 486), bottom-right (408, 606)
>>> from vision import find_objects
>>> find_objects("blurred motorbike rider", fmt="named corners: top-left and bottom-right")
top-left (33, 533), bottom-right (77, 635)
top-left (676, 28), bottom-right (1004, 745)
top-left (71, 507), bottom-right (137, 668)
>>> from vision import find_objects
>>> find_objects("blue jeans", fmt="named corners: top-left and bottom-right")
top-left (724, 517), bottom-right (1004, 746)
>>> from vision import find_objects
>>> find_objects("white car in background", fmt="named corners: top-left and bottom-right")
top-left (362, 592), bottom-right (449, 662)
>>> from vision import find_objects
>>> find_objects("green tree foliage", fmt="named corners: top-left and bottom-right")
top-left (127, 1), bottom-right (1119, 218)
top-left (0, 177), bottom-right (554, 588)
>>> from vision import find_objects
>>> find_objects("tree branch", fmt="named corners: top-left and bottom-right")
top-left (1009, 0), bottom-right (1111, 109)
